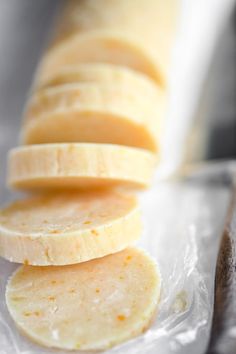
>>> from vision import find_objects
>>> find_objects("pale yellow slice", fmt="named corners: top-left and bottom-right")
top-left (0, 191), bottom-right (140, 265)
top-left (6, 248), bottom-right (161, 350)
top-left (37, 63), bottom-right (159, 95)
top-left (8, 143), bottom-right (156, 190)
top-left (22, 81), bottom-right (165, 152)
top-left (36, 31), bottom-right (164, 86)
top-left (37, 0), bottom-right (178, 85)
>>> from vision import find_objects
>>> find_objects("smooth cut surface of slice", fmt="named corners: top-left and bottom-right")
top-left (6, 248), bottom-right (161, 350)
top-left (0, 191), bottom-right (141, 265)
top-left (22, 82), bottom-right (165, 152)
top-left (8, 143), bottom-right (156, 190)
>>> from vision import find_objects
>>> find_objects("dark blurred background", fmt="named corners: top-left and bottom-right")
top-left (202, 6), bottom-right (236, 160)
top-left (0, 1), bottom-right (61, 202)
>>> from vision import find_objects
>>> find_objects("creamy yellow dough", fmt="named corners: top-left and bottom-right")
top-left (22, 80), bottom-right (165, 152)
top-left (37, 63), bottom-right (159, 93)
top-left (8, 143), bottom-right (156, 190)
top-left (0, 191), bottom-right (141, 265)
top-left (36, 0), bottom-right (178, 85)
top-left (37, 31), bottom-right (164, 86)
top-left (6, 248), bottom-right (161, 350)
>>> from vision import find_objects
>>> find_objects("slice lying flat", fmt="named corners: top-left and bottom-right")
top-left (8, 143), bottom-right (156, 190)
top-left (6, 247), bottom-right (161, 350)
top-left (22, 81), bottom-right (165, 152)
top-left (0, 191), bottom-right (140, 265)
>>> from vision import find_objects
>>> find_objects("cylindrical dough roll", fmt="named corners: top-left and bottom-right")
top-left (36, 0), bottom-right (178, 86)
top-left (6, 248), bottom-right (161, 350)
top-left (0, 191), bottom-right (141, 265)
top-left (8, 143), bottom-right (156, 190)
top-left (22, 79), bottom-right (165, 152)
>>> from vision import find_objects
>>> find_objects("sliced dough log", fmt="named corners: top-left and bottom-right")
top-left (22, 81), bottom-right (165, 152)
top-left (6, 248), bottom-right (161, 350)
top-left (0, 191), bottom-right (141, 265)
top-left (36, 0), bottom-right (178, 85)
top-left (8, 143), bottom-right (156, 190)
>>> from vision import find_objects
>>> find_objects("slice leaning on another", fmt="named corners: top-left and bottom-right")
top-left (22, 81), bottom-right (165, 152)
top-left (8, 143), bottom-right (156, 190)
top-left (36, 63), bottom-right (159, 94)
top-left (0, 191), bottom-right (141, 265)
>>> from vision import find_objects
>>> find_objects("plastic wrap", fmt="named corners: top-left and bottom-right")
top-left (0, 178), bottom-right (230, 354)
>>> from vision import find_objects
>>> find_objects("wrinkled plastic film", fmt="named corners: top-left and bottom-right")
top-left (0, 179), bottom-right (230, 354)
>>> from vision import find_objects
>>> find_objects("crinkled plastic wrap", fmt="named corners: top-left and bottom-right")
top-left (0, 178), bottom-right (230, 354)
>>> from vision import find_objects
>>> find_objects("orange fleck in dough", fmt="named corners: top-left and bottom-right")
top-left (117, 314), bottom-right (126, 321)
top-left (48, 296), bottom-right (56, 301)
top-left (11, 296), bottom-right (26, 302)
top-left (24, 312), bottom-right (31, 317)
top-left (68, 289), bottom-right (76, 294)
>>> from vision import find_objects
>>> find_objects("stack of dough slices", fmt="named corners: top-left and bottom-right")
top-left (0, 0), bottom-right (178, 351)
top-left (37, 0), bottom-right (178, 86)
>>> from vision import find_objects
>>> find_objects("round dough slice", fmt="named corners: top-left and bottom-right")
top-left (22, 81), bottom-right (165, 152)
top-left (6, 247), bottom-right (161, 350)
top-left (37, 63), bottom-right (159, 95)
top-left (8, 143), bottom-right (156, 190)
top-left (0, 191), bottom-right (141, 265)
top-left (36, 31), bottom-right (164, 87)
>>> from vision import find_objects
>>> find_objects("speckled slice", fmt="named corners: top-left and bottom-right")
top-left (6, 248), bottom-right (161, 350)
top-left (0, 191), bottom-right (141, 265)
